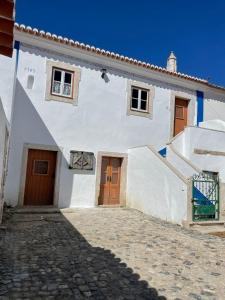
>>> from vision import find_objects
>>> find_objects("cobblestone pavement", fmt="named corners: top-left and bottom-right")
top-left (1, 208), bottom-right (225, 299)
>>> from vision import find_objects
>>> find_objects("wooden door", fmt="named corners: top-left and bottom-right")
top-left (173, 98), bottom-right (188, 136)
top-left (24, 149), bottom-right (57, 206)
top-left (99, 157), bottom-right (121, 205)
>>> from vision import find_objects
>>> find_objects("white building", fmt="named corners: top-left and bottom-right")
top-left (0, 0), bottom-right (15, 222)
top-left (2, 23), bottom-right (225, 226)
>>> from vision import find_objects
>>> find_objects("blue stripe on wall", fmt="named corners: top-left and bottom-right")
top-left (197, 90), bottom-right (204, 126)
top-left (14, 40), bottom-right (20, 72)
top-left (158, 147), bottom-right (167, 158)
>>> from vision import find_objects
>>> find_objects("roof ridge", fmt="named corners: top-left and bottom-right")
top-left (15, 22), bottom-right (225, 91)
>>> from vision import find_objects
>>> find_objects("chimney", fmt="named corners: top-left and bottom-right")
top-left (167, 51), bottom-right (177, 72)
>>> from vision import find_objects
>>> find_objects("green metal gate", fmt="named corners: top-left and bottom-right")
top-left (192, 172), bottom-right (219, 221)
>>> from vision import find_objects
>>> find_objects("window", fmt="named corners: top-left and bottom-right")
top-left (51, 68), bottom-right (73, 98)
top-left (203, 171), bottom-right (218, 181)
top-left (33, 160), bottom-right (49, 175)
top-left (46, 60), bottom-right (81, 105)
top-left (175, 105), bottom-right (184, 119)
top-left (127, 80), bottom-right (154, 118)
top-left (131, 87), bottom-right (149, 112)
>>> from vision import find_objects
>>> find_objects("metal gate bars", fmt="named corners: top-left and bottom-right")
top-left (192, 172), bottom-right (219, 221)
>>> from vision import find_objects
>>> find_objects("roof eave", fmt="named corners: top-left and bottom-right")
top-left (14, 24), bottom-right (225, 94)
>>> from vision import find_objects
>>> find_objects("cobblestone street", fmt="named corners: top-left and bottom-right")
top-left (1, 208), bottom-right (225, 299)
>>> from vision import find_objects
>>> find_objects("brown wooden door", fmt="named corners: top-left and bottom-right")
top-left (99, 157), bottom-right (121, 205)
top-left (24, 149), bottom-right (57, 206)
top-left (173, 98), bottom-right (188, 136)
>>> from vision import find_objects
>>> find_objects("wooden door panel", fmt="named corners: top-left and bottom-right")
top-left (24, 149), bottom-right (57, 205)
top-left (99, 157), bottom-right (110, 205)
top-left (173, 98), bottom-right (188, 136)
top-left (99, 157), bottom-right (121, 205)
top-left (109, 158), bottom-right (121, 204)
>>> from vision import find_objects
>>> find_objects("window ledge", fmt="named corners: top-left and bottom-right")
top-left (127, 109), bottom-right (152, 118)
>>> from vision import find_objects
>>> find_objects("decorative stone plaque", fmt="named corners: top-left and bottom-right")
top-left (69, 151), bottom-right (94, 170)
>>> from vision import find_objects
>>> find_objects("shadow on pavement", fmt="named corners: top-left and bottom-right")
top-left (0, 212), bottom-right (167, 299)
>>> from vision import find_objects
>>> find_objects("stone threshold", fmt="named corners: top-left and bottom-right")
top-left (97, 205), bottom-right (125, 208)
top-left (189, 221), bottom-right (225, 226)
top-left (14, 206), bottom-right (60, 214)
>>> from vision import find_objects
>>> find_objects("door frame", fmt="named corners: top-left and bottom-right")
top-left (95, 151), bottom-right (128, 206)
top-left (18, 143), bottom-right (62, 207)
top-left (170, 91), bottom-right (195, 139)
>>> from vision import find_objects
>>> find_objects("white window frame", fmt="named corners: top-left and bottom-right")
top-left (51, 68), bottom-right (73, 98)
top-left (131, 86), bottom-right (149, 112)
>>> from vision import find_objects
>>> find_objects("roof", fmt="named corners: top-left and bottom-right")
top-left (14, 23), bottom-right (225, 92)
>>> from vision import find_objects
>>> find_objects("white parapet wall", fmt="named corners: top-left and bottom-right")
top-left (171, 126), bottom-right (225, 182)
top-left (127, 146), bottom-right (189, 225)
top-left (166, 144), bottom-right (200, 178)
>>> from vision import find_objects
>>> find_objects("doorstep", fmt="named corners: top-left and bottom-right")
top-left (14, 206), bottom-right (60, 214)
top-left (189, 220), bottom-right (225, 226)
top-left (98, 205), bottom-right (124, 208)
top-left (188, 221), bottom-right (225, 234)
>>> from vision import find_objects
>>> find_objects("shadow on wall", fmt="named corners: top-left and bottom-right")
top-left (6, 80), bottom-right (81, 208)
top-left (0, 212), bottom-right (167, 299)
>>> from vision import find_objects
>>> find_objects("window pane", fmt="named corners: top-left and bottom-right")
top-left (33, 160), bottom-right (49, 175)
top-left (54, 70), bottom-right (61, 81)
top-left (175, 106), bottom-right (184, 119)
top-left (131, 98), bottom-right (138, 109)
top-left (140, 100), bottom-right (147, 111)
top-left (132, 88), bottom-right (138, 98)
top-left (141, 90), bottom-right (148, 100)
top-left (64, 72), bottom-right (72, 84)
top-left (52, 81), bottom-right (61, 94)
top-left (63, 83), bottom-right (71, 96)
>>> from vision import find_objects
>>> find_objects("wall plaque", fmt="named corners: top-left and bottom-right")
top-left (69, 151), bottom-right (94, 170)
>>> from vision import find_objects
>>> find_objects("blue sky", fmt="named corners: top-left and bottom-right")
top-left (16, 0), bottom-right (225, 86)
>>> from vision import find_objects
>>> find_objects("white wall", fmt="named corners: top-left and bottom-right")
top-left (0, 99), bottom-right (9, 222)
top-left (170, 131), bottom-right (185, 156)
top-left (204, 90), bottom-right (225, 123)
top-left (172, 126), bottom-right (225, 182)
top-left (0, 51), bottom-right (17, 122)
top-left (127, 146), bottom-right (188, 224)
top-left (5, 43), bottom-right (197, 208)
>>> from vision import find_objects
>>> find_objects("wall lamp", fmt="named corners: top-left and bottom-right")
top-left (100, 68), bottom-right (109, 83)
top-left (101, 68), bottom-right (107, 79)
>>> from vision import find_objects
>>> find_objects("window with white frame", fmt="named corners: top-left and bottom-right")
top-left (131, 86), bottom-right (149, 112)
top-left (51, 68), bottom-right (73, 98)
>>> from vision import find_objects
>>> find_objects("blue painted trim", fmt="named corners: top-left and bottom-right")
top-left (158, 147), bottom-right (167, 158)
top-left (14, 40), bottom-right (20, 73)
top-left (197, 90), bottom-right (204, 126)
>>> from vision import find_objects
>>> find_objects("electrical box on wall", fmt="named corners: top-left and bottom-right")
top-left (69, 151), bottom-right (94, 170)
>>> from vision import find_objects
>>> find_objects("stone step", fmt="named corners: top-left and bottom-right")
top-left (189, 220), bottom-right (225, 226)
top-left (189, 221), bottom-right (225, 234)
top-left (14, 206), bottom-right (60, 214)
